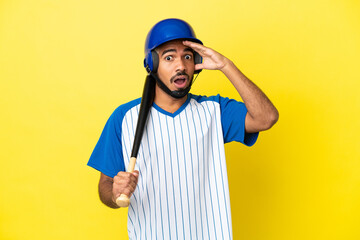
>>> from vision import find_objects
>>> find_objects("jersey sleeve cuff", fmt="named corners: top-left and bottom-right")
top-left (87, 162), bottom-right (118, 178)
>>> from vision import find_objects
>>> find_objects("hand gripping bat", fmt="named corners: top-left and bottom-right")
top-left (116, 74), bottom-right (156, 207)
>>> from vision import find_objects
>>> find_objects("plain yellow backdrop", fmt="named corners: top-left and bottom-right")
top-left (1, 0), bottom-right (359, 239)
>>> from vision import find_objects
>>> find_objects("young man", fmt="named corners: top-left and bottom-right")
top-left (88, 18), bottom-right (278, 239)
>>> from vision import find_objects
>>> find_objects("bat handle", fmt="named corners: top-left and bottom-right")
top-left (115, 157), bottom-right (137, 208)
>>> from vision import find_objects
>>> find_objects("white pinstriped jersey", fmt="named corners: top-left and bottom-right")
top-left (88, 94), bottom-right (258, 240)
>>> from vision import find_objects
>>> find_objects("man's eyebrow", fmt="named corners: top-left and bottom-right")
top-left (161, 47), bottom-right (194, 56)
top-left (161, 49), bottom-right (176, 56)
top-left (184, 47), bottom-right (193, 53)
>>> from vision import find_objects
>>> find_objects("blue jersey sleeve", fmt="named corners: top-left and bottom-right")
top-left (219, 95), bottom-right (259, 146)
top-left (87, 108), bottom-right (126, 178)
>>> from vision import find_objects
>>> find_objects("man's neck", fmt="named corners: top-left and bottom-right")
top-left (153, 86), bottom-right (188, 114)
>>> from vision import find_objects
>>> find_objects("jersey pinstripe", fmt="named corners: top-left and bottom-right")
top-left (88, 94), bottom-right (258, 240)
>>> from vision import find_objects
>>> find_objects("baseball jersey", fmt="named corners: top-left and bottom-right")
top-left (88, 93), bottom-right (258, 240)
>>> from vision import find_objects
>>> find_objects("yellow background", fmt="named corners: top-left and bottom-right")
top-left (1, 0), bottom-right (359, 239)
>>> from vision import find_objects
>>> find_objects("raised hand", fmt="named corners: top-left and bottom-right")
top-left (182, 40), bottom-right (230, 71)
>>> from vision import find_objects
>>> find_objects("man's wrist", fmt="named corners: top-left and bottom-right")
top-left (220, 59), bottom-right (235, 74)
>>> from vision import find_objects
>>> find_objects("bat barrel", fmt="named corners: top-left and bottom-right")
top-left (131, 74), bottom-right (156, 158)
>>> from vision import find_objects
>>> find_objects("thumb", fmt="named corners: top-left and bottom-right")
top-left (132, 170), bottom-right (139, 178)
top-left (195, 63), bottom-right (205, 71)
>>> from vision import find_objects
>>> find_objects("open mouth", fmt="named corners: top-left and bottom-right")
top-left (173, 76), bottom-right (188, 88)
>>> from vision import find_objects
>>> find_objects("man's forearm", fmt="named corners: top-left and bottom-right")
top-left (221, 60), bottom-right (279, 131)
top-left (98, 178), bottom-right (119, 209)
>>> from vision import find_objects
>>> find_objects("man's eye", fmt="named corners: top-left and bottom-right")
top-left (185, 55), bottom-right (192, 60)
top-left (165, 56), bottom-right (173, 61)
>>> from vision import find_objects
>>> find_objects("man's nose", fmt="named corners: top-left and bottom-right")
top-left (176, 58), bottom-right (186, 72)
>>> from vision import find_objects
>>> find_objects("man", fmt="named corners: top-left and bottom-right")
top-left (88, 18), bottom-right (278, 239)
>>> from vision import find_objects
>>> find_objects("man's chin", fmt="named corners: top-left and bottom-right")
top-left (173, 88), bottom-right (187, 92)
top-left (172, 85), bottom-right (190, 92)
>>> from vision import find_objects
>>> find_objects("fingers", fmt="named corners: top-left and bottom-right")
top-left (113, 171), bottom-right (139, 198)
top-left (182, 40), bottom-right (209, 56)
top-left (182, 40), bottom-right (203, 49)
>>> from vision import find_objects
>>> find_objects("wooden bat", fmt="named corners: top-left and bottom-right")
top-left (116, 74), bottom-right (155, 207)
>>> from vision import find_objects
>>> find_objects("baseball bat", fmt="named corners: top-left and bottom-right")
top-left (116, 74), bottom-right (156, 207)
